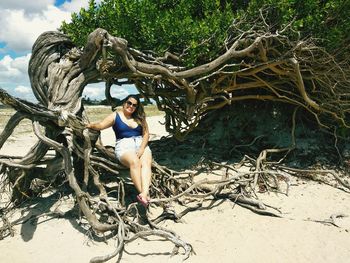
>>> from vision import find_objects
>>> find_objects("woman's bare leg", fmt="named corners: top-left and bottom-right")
top-left (119, 151), bottom-right (142, 193)
top-left (140, 150), bottom-right (152, 200)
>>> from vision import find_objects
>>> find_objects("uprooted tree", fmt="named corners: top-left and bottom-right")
top-left (1, 4), bottom-right (350, 262)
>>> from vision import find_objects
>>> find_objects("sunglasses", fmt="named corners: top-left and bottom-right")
top-left (126, 100), bottom-right (138, 108)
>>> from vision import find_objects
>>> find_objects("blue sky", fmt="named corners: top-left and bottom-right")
top-left (55, 0), bottom-right (68, 6)
top-left (0, 0), bottom-right (136, 102)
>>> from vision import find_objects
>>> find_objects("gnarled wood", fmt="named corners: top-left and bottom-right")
top-left (0, 14), bottom-right (350, 262)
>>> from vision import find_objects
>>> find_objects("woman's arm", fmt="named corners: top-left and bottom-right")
top-left (86, 112), bottom-right (115, 131)
top-left (137, 119), bottom-right (150, 157)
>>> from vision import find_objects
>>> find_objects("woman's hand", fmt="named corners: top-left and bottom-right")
top-left (85, 112), bottom-right (115, 131)
top-left (136, 148), bottom-right (145, 158)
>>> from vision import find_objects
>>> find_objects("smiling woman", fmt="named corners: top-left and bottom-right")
top-left (87, 94), bottom-right (153, 207)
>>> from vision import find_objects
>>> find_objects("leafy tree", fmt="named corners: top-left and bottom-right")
top-left (1, 1), bottom-right (349, 262)
top-left (245, 0), bottom-right (350, 51)
top-left (61, 0), bottom-right (349, 66)
top-left (61, 0), bottom-right (237, 66)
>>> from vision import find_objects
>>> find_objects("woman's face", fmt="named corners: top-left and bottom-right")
top-left (124, 97), bottom-right (138, 115)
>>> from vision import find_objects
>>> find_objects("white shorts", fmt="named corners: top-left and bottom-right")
top-left (115, 136), bottom-right (151, 161)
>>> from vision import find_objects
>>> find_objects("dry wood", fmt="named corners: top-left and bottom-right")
top-left (0, 15), bottom-right (350, 261)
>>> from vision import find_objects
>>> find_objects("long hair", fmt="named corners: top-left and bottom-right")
top-left (122, 94), bottom-right (146, 127)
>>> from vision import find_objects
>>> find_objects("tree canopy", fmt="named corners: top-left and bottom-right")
top-left (58, 0), bottom-right (350, 140)
top-left (0, 1), bottom-right (349, 262)
top-left (61, 0), bottom-right (350, 66)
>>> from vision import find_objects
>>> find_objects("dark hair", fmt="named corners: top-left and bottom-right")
top-left (123, 94), bottom-right (146, 126)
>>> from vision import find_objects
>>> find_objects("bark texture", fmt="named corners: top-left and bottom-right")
top-left (1, 20), bottom-right (350, 261)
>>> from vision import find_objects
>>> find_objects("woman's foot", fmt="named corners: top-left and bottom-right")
top-left (136, 194), bottom-right (149, 208)
top-left (140, 192), bottom-right (151, 202)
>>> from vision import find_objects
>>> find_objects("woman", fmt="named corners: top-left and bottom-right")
top-left (86, 94), bottom-right (152, 207)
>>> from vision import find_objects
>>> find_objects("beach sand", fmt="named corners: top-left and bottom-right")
top-left (1, 115), bottom-right (350, 263)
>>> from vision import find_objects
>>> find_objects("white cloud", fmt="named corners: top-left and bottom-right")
top-left (0, 54), bottom-right (35, 100)
top-left (0, 0), bottom-right (114, 102)
top-left (83, 85), bottom-right (104, 98)
top-left (11, 55), bottom-right (30, 74)
top-left (0, 0), bottom-right (100, 14)
top-left (15, 85), bottom-right (31, 94)
top-left (62, 0), bottom-right (102, 13)
top-left (0, 1), bottom-right (103, 54)
top-left (0, 0), bottom-right (55, 14)
top-left (0, 54), bottom-right (31, 83)
top-left (0, 7), bottom-right (72, 53)
top-left (0, 83), bottom-right (36, 102)
top-left (83, 83), bottom-right (133, 100)
top-left (111, 86), bottom-right (129, 99)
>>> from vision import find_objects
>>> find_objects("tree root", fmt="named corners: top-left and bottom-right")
top-left (304, 213), bottom-right (349, 228)
top-left (0, 215), bottom-right (14, 239)
top-left (1, 13), bottom-right (350, 260)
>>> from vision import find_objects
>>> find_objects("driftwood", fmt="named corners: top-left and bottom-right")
top-left (1, 15), bottom-right (350, 262)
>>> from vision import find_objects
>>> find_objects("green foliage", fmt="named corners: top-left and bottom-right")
top-left (60, 0), bottom-right (349, 66)
top-left (60, 0), bottom-right (236, 66)
top-left (244, 0), bottom-right (350, 50)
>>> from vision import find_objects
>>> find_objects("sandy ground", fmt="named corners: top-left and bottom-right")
top-left (1, 115), bottom-right (350, 263)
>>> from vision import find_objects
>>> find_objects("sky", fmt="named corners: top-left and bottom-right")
top-left (0, 0), bottom-right (135, 103)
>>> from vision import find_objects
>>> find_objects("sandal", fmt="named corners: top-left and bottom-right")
top-left (136, 194), bottom-right (149, 208)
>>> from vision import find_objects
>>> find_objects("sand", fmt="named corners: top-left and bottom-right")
top-left (1, 115), bottom-right (350, 263)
